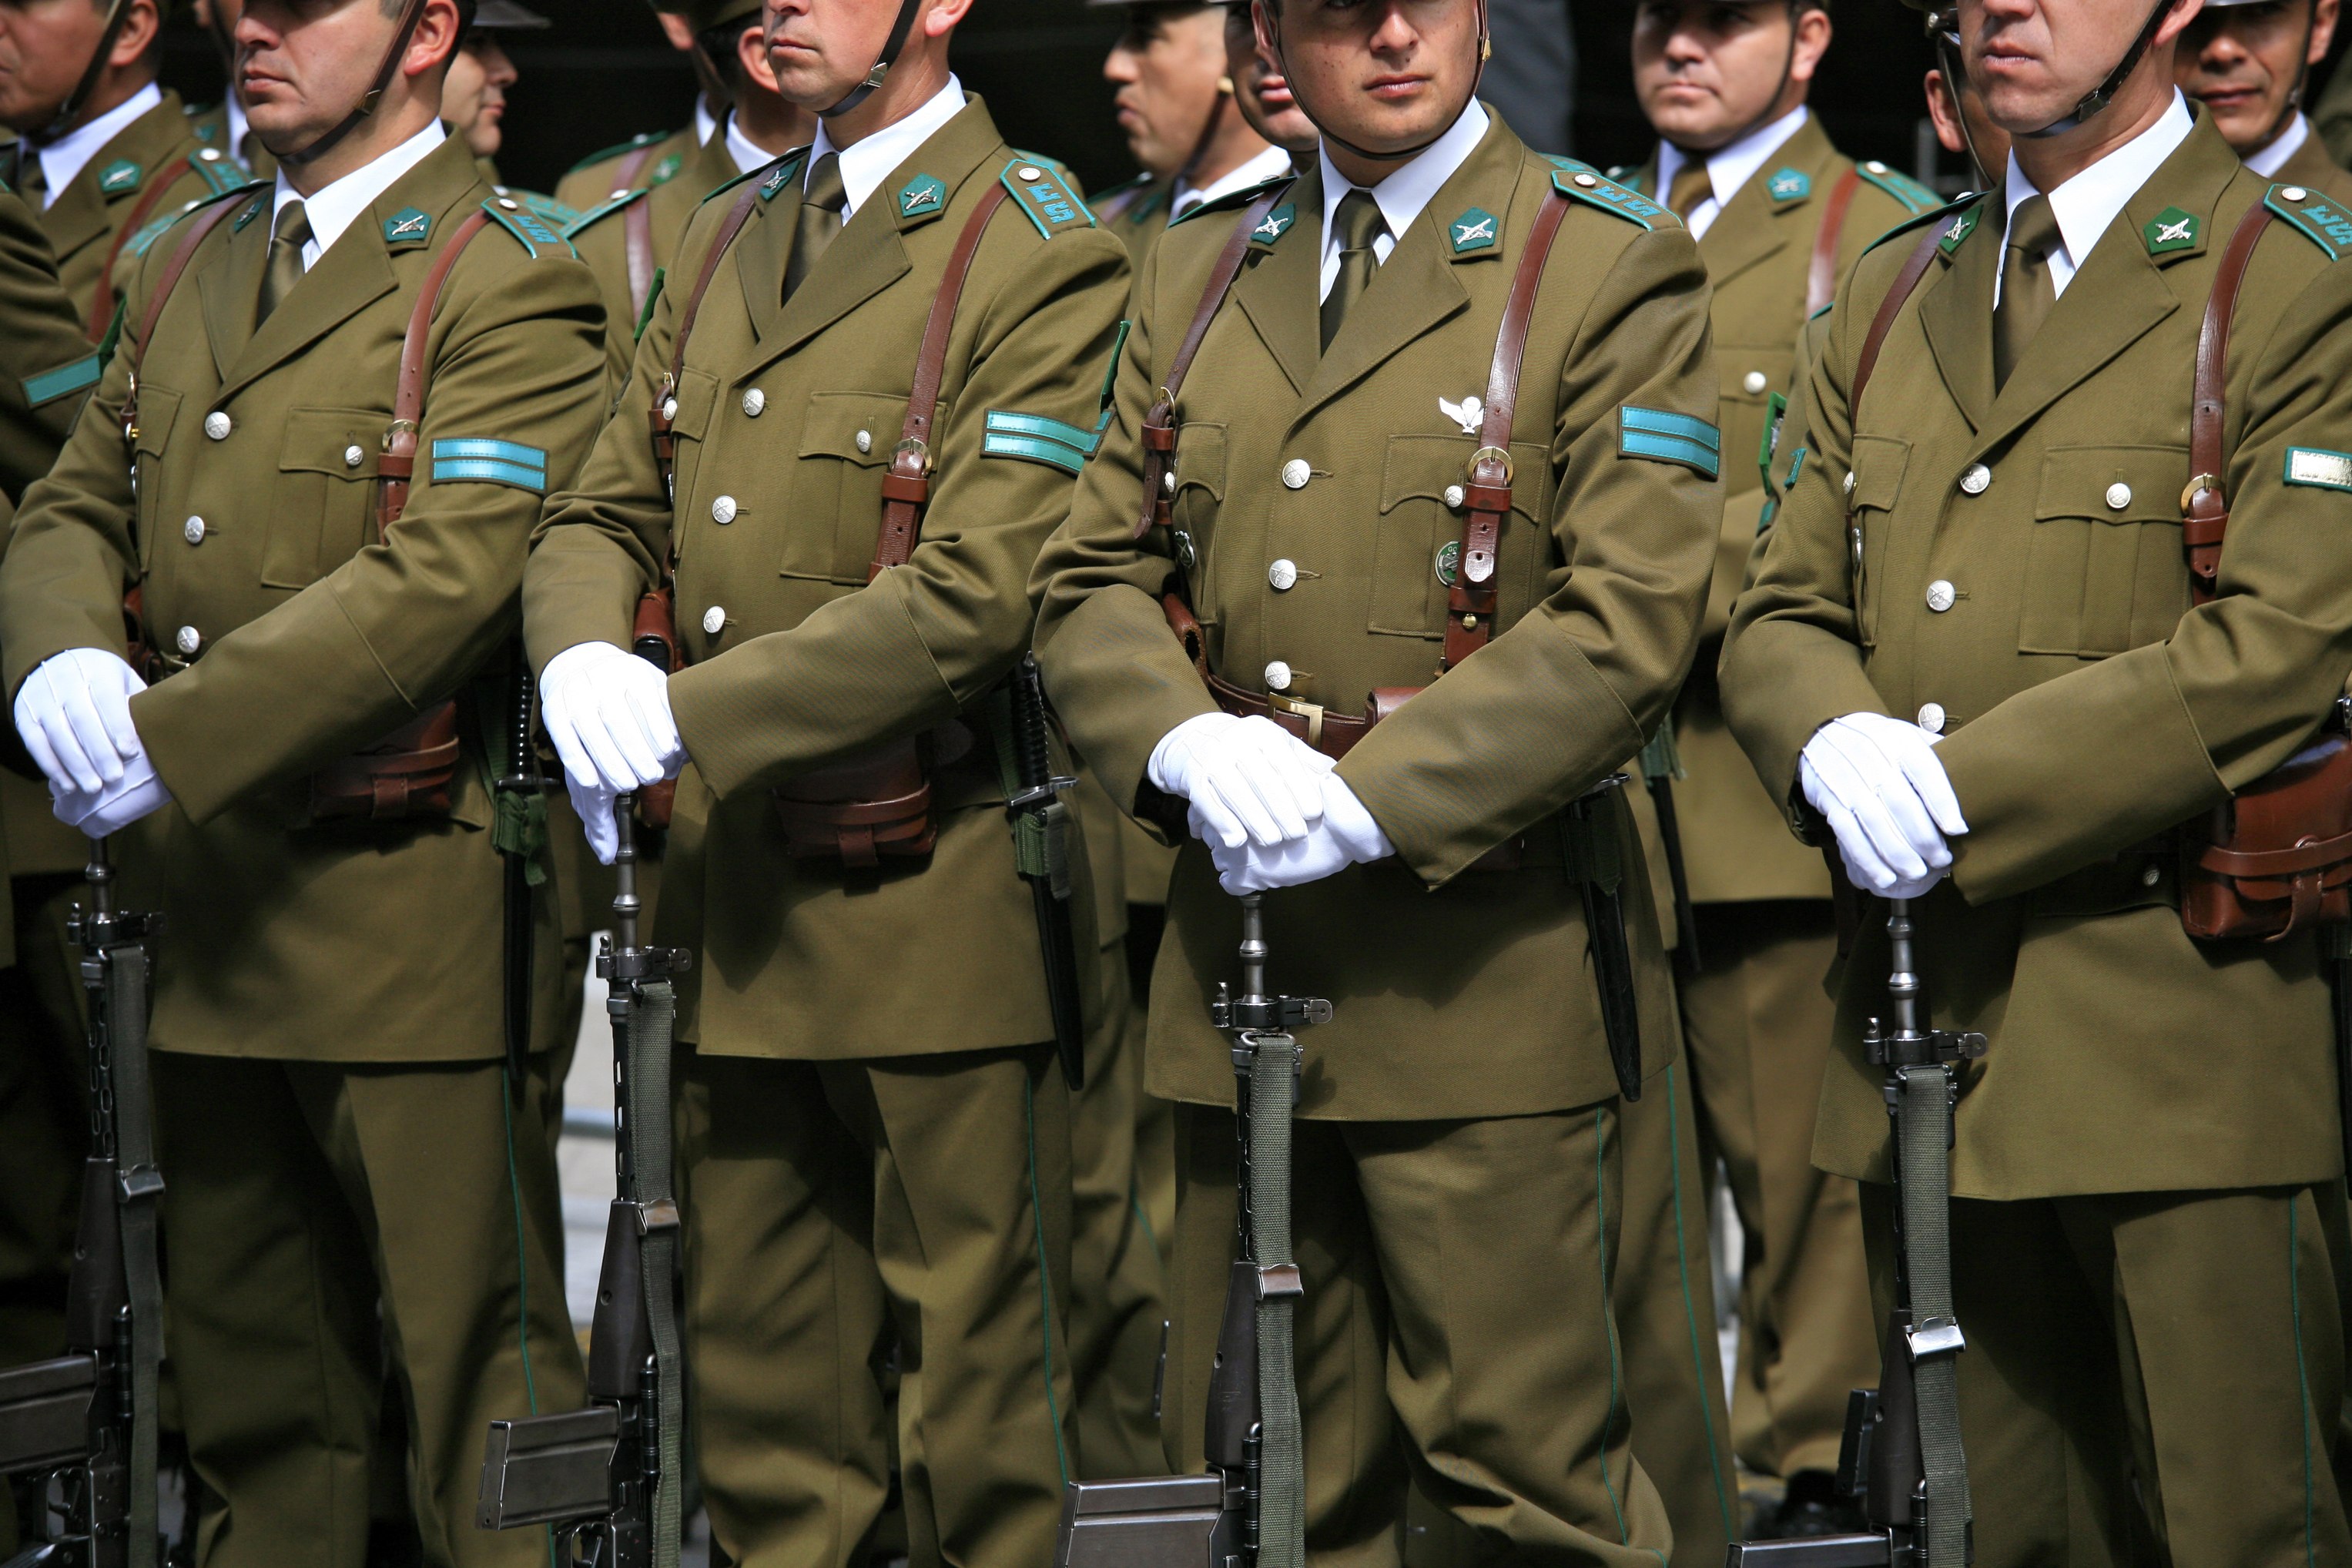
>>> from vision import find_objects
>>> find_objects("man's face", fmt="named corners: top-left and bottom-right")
top-left (238, 0), bottom-right (407, 152)
top-left (0, 0), bottom-right (122, 132)
top-left (1960, 0), bottom-right (2206, 135)
top-left (1632, 2), bottom-right (1814, 152)
top-left (1226, 2), bottom-right (1314, 153)
top-left (193, 0), bottom-right (247, 32)
top-left (763, 0), bottom-right (926, 113)
top-left (1104, 4), bottom-right (1226, 179)
top-left (1257, 0), bottom-right (1478, 162)
top-left (2176, 0), bottom-right (2333, 152)
top-left (445, 31), bottom-right (514, 156)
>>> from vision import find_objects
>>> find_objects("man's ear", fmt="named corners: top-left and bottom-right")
top-left (925, 0), bottom-right (976, 42)
top-left (2311, 0), bottom-right (2339, 65)
top-left (109, 0), bottom-right (163, 69)
top-left (1790, 4), bottom-right (1832, 88)
top-left (403, 0), bottom-right (466, 81)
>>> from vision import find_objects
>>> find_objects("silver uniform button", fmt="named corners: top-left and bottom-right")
top-left (1018, 166), bottom-right (1043, 182)
top-left (1163, 470), bottom-right (1177, 495)
top-left (2283, 186), bottom-right (2310, 203)
top-left (742, 388), bottom-right (766, 417)
top-left (855, 429), bottom-right (873, 454)
top-left (2106, 481), bottom-right (2132, 511)
top-left (662, 397), bottom-right (678, 422)
top-left (1865, 160), bottom-right (1888, 174)
top-left (1742, 370), bottom-right (1769, 395)
top-left (198, 147), bottom-right (221, 162)
top-left (1443, 484), bottom-right (1466, 509)
top-left (1264, 660), bottom-right (1292, 692)
top-left (1268, 559), bottom-right (1298, 591)
top-left (711, 494), bottom-right (737, 525)
top-left (176, 625), bottom-right (201, 656)
top-left (2142, 863), bottom-right (2163, 887)
top-left (702, 606), bottom-right (725, 636)
top-left (1925, 579), bottom-right (1955, 613)
top-left (1280, 459), bottom-right (1311, 490)
top-left (183, 516), bottom-right (206, 545)
top-left (497, 197), bottom-right (520, 211)
top-left (203, 411), bottom-right (232, 441)
top-left (1917, 702), bottom-right (1946, 734)
top-left (1959, 463), bottom-right (1992, 495)
top-left (344, 444), bottom-right (364, 469)
top-left (1573, 173), bottom-right (1598, 188)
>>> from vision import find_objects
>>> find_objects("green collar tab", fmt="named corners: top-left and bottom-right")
top-left (2143, 206), bottom-right (2199, 256)
top-left (896, 173), bottom-right (947, 223)
top-left (1248, 202), bottom-right (1297, 248)
top-left (1001, 157), bottom-right (1095, 237)
top-left (97, 159), bottom-right (142, 196)
top-left (1766, 167), bottom-right (1811, 203)
top-left (384, 206), bottom-right (433, 247)
top-left (233, 194), bottom-right (267, 233)
top-left (1446, 206), bottom-right (1499, 255)
top-left (761, 160), bottom-right (796, 201)
top-left (1938, 202), bottom-right (1984, 254)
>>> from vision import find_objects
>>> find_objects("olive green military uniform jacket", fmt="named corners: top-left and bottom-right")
top-left (552, 125), bottom-right (696, 216)
top-left (524, 96), bottom-right (1130, 1060)
top-left (2269, 130), bottom-right (2352, 206)
top-left (567, 129), bottom-right (743, 391)
top-left (1720, 117), bottom-right (2352, 1198)
top-left (1095, 173), bottom-right (1174, 260)
top-left (0, 133), bottom-right (608, 1062)
top-left (1620, 117), bottom-right (1940, 904)
top-left (1030, 116), bottom-right (1721, 1121)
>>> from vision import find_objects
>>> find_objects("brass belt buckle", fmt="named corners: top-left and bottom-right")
top-left (1268, 693), bottom-right (1325, 749)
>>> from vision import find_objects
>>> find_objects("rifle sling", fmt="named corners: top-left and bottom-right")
top-left (1896, 1062), bottom-right (1970, 1566)
top-left (1248, 1030), bottom-right (1305, 1568)
top-left (2185, 199), bottom-right (2271, 605)
top-left (627, 975), bottom-right (685, 1568)
top-left (108, 930), bottom-right (162, 1568)
top-left (1804, 168), bottom-right (1864, 320)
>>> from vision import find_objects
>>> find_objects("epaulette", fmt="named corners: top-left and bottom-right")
top-left (1168, 173), bottom-right (1292, 227)
top-left (1859, 189), bottom-right (1985, 260)
top-left (1605, 164), bottom-right (1648, 195)
top-left (1853, 159), bottom-right (1942, 216)
top-left (498, 186), bottom-right (580, 230)
top-left (561, 183), bottom-right (651, 241)
top-left (2265, 183), bottom-right (2352, 260)
top-left (1545, 157), bottom-right (1674, 230)
top-left (190, 148), bottom-right (247, 195)
top-left (483, 196), bottom-right (577, 259)
top-left (565, 129), bottom-right (668, 177)
top-left (1000, 156), bottom-right (1095, 236)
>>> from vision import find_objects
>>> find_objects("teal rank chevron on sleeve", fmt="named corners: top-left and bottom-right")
top-left (1618, 406), bottom-right (1720, 479)
top-left (431, 437), bottom-right (548, 492)
top-left (983, 409), bottom-right (1111, 475)
top-left (22, 352), bottom-right (101, 408)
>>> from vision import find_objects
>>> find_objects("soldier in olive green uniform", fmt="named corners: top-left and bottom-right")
top-left (1613, 2), bottom-right (1944, 1539)
top-left (1720, 2), bottom-right (2352, 1558)
top-left (0, 1), bottom-right (605, 1560)
top-left (1031, 0), bottom-right (1721, 1555)
top-left (523, 0), bottom-right (1130, 1552)
top-left (2180, 0), bottom-right (2352, 201)
top-left (549, 2), bottom-right (731, 216)
top-left (442, 0), bottom-right (575, 230)
top-left (1093, 0), bottom-right (1285, 260)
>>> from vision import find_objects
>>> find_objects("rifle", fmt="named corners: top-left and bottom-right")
top-left (492, 660), bottom-right (547, 1095)
top-left (1054, 891), bottom-right (1328, 1568)
top-left (997, 654), bottom-right (1087, 1091)
top-left (1565, 776), bottom-right (1647, 1103)
top-left (477, 796), bottom-right (690, 1567)
top-left (0, 838), bottom-right (165, 1568)
top-left (1726, 896), bottom-right (1981, 1566)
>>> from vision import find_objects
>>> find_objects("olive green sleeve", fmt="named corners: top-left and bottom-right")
top-left (0, 188), bottom-right (98, 505)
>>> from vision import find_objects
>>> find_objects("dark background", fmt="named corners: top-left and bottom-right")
top-left (158, 2), bottom-right (2347, 202)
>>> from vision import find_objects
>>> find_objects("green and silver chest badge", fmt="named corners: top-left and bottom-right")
top-left (2144, 206), bottom-right (2199, 255)
top-left (97, 159), bottom-right (141, 196)
top-left (1448, 206), bottom-right (1498, 254)
top-left (1434, 539), bottom-right (1461, 587)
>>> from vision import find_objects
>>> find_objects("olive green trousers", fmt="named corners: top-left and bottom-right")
top-left (151, 1050), bottom-right (581, 1568)
top-left (1168, 1100), bottom-right (1675, 1567)
top-left (674, 1043), bottom-right (1077, 1568)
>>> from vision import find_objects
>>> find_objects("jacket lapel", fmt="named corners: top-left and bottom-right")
top-left (1229, 164), bottom-right (1322, 397)
top-left (1699, 114), bottom-right (1838, 290)
top-left (1918, 203), bottom-right (1999, 434)
top-left (42, 90), bottom-right (194, 266)
top-left (195, 192), bottom-right (271, 380)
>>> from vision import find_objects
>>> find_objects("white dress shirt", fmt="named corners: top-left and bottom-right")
top-left (32, 82), bottom-right (163, 209)
top-left (2248, 110), bottom-right (2313, 178)
top-left (1174, 142), bottom-right (1293, 219)
top-left (226, 94), bottom-right (252, 166)
top-left (695, 97), bottom-right (720, 149)
top-left (806, 75), bottom-right (966, 221)
top-left (1996, 89), bottom-right (2194, 304)
top-left (1651, 102), bottom-right (1811, 242)
top-left (272, 121), bottom-right (447, 271)
top-left (723, 111), bottom-right (777, 176)
top-left (1315, 99), bottom-right (1491, 304)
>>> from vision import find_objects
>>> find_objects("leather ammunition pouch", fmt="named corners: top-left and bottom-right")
top-left (771, 733), bottom-right (948, 868)
top-left (308, 699), bottom-right (462, 820)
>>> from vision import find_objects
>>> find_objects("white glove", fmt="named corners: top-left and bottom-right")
top-left (13, 648), bottom-right (148, 795)
top-left (1148, 712), bottom-right (1334, 849)
top-left (51, 754), bottom-right (172, 838)
top-left (541, 642), bottom-right (686, 868)
top-left (1799, 712), bottom-right (1968, 899)
top-left (1207, 770), bottom-right (1393, 893)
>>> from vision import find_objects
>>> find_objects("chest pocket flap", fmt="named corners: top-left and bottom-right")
top-left (788, 390), bottom-right (906, 585)
top-left (130, 384), bottom-right (182, 571)
top-left (270, 407), bottom-right (386, 589)
top-left (1372, 434), bottom-right (1547, 638)
top-left (2023, 444), bottom-right (2188, 658)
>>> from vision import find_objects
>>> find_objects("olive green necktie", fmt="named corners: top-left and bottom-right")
top-left (1993, 193), bottom-right (2060, 391)
top-left (785, 152), bottom-right (846, 302)
top-left (15, 149), bottom-right (45, 208)
top-left (256, 199), bottom-right (311, 328)
top-left (1320, 188), bottom-right (1385, 353)
top-left (1665, 159), bottom-right (1712, 221)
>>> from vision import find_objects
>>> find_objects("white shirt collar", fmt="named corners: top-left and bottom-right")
top-left (1999, 89), bottom-right (2195, 303)
top-left (2248, 110), bottom-right (2311, 179)
top-left (694, 98), bottom-right (720, 149)
top-left (226, 94), bottom-right (251, 164)
top-left (1653, 102), bottom-right (1809, 242)
top-left (806, 75), bottom-right (965, 222)
top-left (722, 112), bottom-right (772, 176)
top-left (1174, 142), bottom-right (1292, 218)
top-left (272, 121), bottom-right (446, 271)
top-left (1316, 97), bottom-right (1490, 301)
top-left (34, 82), bottom-right (163, 210)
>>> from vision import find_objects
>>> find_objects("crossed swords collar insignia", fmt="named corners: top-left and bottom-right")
top-left (2144, 205), bottom-right (2199, 255)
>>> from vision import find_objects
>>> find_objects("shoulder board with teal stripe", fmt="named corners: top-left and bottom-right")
top-left (1546, 157), bottom-right (1674, 230)
top-left (561, 184), bottom-right (650, 240)
top-left (1860, 189), bottom-right (1985, 260)
top-left (1000, 156), bottom-right (1095, 236)
top-left (483, 198), bottom-right (577, 259)
top-left (126, 179), bottom-right (263, 260)
top-left (192, 152), bottom-right (248, 196)
top-left (1168, 173), bottom-right (1292, 227)
top-left (1852, 159), bottom-right (1942, 216)
top-left (501, 188), bottom-right (580, 230)
top-left (565, 129), bottom-right (668, 177)
top-left (2266, 183), bottom-right (2352, 260)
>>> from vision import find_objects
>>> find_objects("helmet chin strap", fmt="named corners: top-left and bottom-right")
top-left (36, 0), bottom-right (133, 145)
top-left (819, 0), bottom-right (926, 119)
top-left (2019, 0), bottom-right (2176, 140)
top-left (1928, 12), bottom-right (1998, 189)
top-left (1269, 0), bottom-right (1489, 173)
top-left (276, 0), bottom-right (431, 168)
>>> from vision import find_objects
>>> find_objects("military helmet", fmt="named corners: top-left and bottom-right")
top-left (659, 0), bottom-right (765, 29)
top-left (471, 0), bottom-right (551, 29)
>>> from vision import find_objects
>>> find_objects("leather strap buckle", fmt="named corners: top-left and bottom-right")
top-left (1269, 693), bottom-right (1325, 749)
top-left (2180, 473), bottom-right (2221, 516)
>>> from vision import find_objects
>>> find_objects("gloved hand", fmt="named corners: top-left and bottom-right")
top-left (13, 647), bottom-right (148, 796)
top-left (541, 642), bottom-right (687, 867)
top-left (1206, 770), bottom-right (1393, 893)
top-left (1798, 712), bottom-right (1968, 899)
top-left (52, 754), bottom-right (173, 838)
top-left (1148, 712), bottom-right (1334, 850)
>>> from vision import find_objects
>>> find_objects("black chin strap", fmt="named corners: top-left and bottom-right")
top-left (276, 0), bottom-right (430, 168)
top-left (1928, 15), bottom-right (1998, 189)
top-left (1271, 0), bottom-right (1489, 169)
top-left (819, 0), bottom-right (925, 119)
top-left (2020, 0), bottom-right (2176, 140)
top-left (37, 0), bottom-right (134, 144)
top-left (1177, 79), bottom-right (1231, 189)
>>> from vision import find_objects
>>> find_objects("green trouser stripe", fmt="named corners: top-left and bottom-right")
top-left (1252, 1034), bottom-right (1306, 1568)
top-left (2292, 1194), bottom-right (2316, 1566)
top-left (1024, 1074), bottom-right (1072, 1487)
top-left (1664, 1066), bottom-right (1736, 1540)
top-left (632, 980), bottom-right (685, 1568)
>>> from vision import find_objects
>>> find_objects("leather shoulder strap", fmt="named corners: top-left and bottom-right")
top-left (2184, 199), bottom-right (2273, 606)
top-left (119, 189), bottom-right (250, 455)
top-left (869, 182), bottom-right (1012, 580)
top-left (613, 139), bottom-right (659, 196)
top-left (88, 155), bottom-right (195, 341)
top-left (648, 172), bottom-right (768, 491)
top-left (377, 208), bottom-right (496, 532)
top-left (1133, 180), bottom-right (1292, 540)
top-left (1850, 218), bottom-right (1945, 422)
top-left (1444, 186), bottom-right (1573, 672)
top-left (1805, 167), bottom-right (1863, 319)
top-left (625, 190), bottom-right (655, 325)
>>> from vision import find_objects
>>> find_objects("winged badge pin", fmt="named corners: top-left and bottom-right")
top-left (1439, 394), bottom-right (1483, 434)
